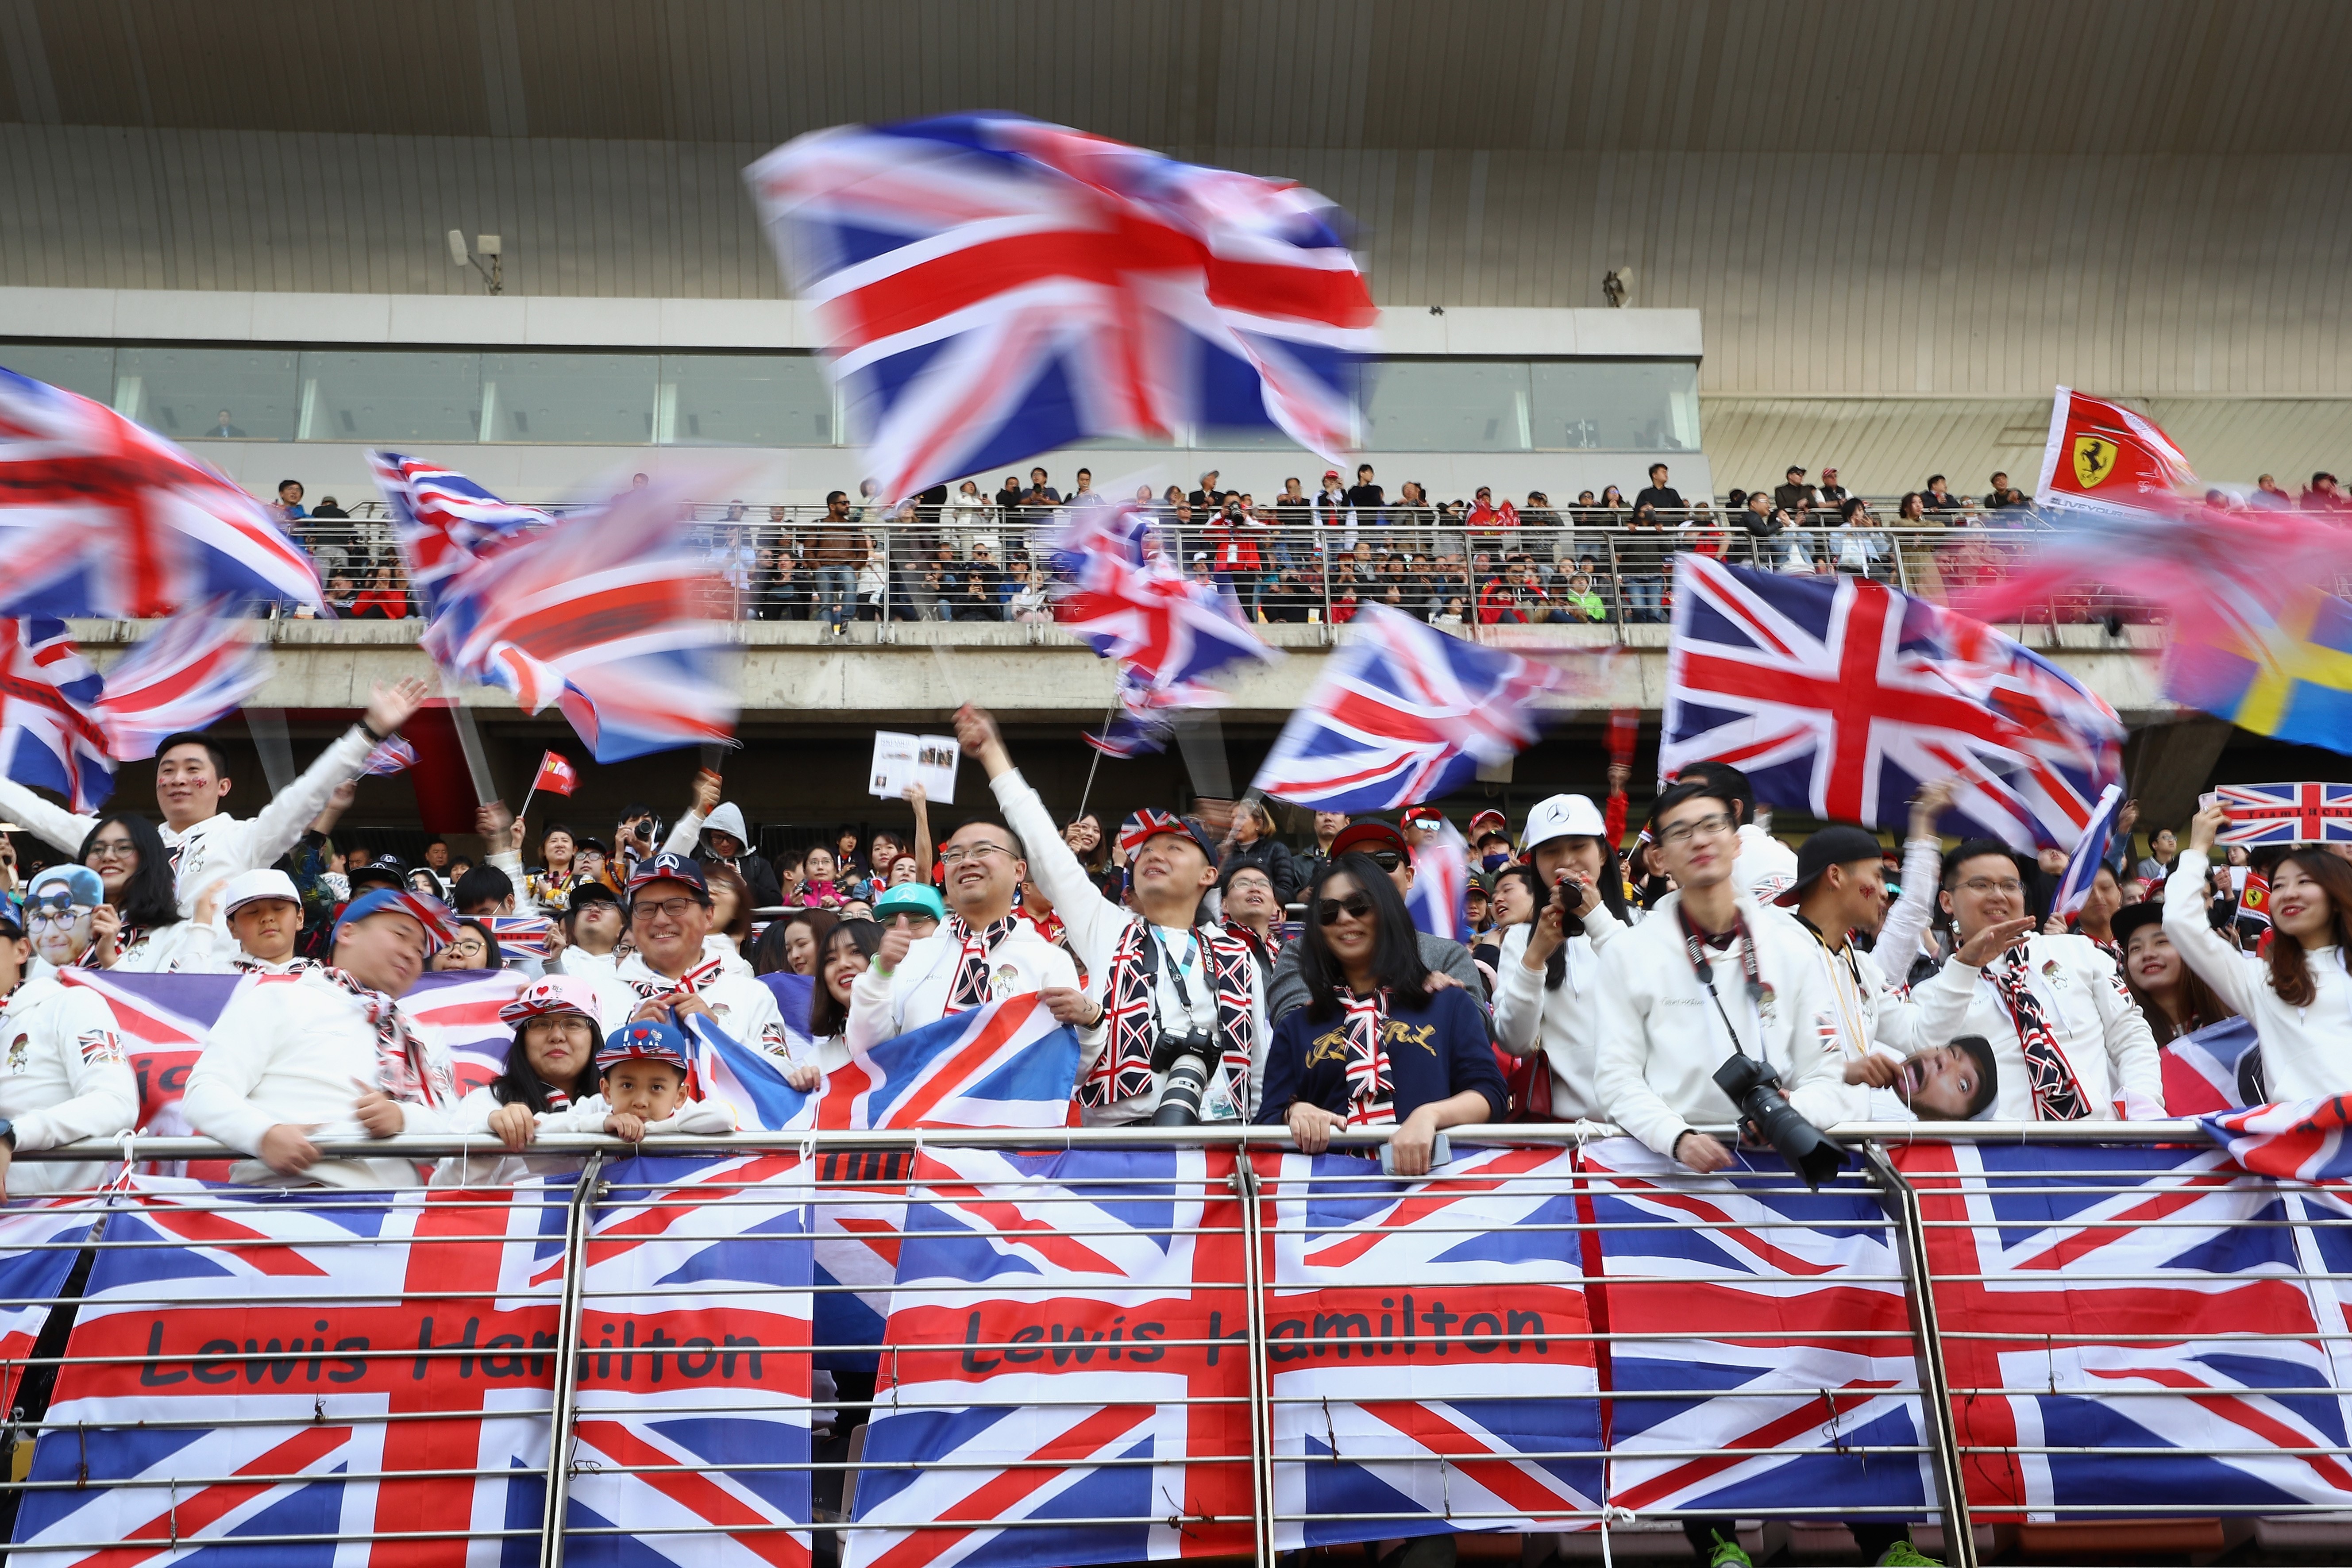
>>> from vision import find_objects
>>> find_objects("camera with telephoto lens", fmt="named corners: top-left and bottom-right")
top-left (1150, 1023), bottom-right (1219, 1127)
top-left (1712, 1055), bottom-right (1847, 1190)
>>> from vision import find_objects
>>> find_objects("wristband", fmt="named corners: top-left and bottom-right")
top-left (357, 717), bottom-right (388, 744)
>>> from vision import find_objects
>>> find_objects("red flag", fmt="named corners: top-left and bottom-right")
top-left (2033, 386), bottom-right (2199, 520)
top-left (531, 751), bottom-right (579, 796)
top-left (2239, 871), bottom-right (2271, 929)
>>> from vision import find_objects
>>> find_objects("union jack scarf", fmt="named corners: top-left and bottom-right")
top-left (232, 955), bottom-right (321, 976)
top-left (1990, 943), bottom-right (2089, 1120)
top-left (944, 914), bottom-right (1019, 1014)
top-left (1339, 986), bottom-right (1396, 1128)
top-left (1084, 920), bottom-right (1257, 1113)
top-left (1222, 919), bottom-right (1283, 971)
top-left (628, 952), bottom-right (729, 1002)
top-left (324, 968), bottom-right (452, 1109)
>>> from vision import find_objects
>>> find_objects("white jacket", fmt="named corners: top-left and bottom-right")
top-left (0, 726), bottom-right (374, 921)
top-left (2166, 847), bottom-right (2352, 1102)
top-left (112, 920), bottom-right (223, 974)
top-left (991, 769), bottom-right (1214, 1122)
top-left (1490, 906), bottom-right (1628, 1121)
top-left (1592, 888), bottom-right (1842, 1159)
top-left (1909, 932), bottom-right (2163, 1121)
top-left (605, 955), bottom-right (790, 1057)
top-left (1768, 908), bottom-right (1922, 1126)
top-left (0, 975), bottom-right (139, 1193)
top-left (181, 969), bottom-right (453, 1187)
top-left (848, 917), bottom-right (1079, 1053)
top-left (429, 1082), bottom-right (736, 1186)
top-left (1874, 836), bottom-right (1947, 985)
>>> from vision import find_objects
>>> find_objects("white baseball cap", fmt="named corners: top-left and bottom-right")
top-left (222, 867), bottom-right (302, 917)
top-left (1522, 794), bottom-right (1608, 851)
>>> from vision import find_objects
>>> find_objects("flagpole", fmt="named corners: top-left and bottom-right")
top-left (1077, 701), bottom-right (1117, 821)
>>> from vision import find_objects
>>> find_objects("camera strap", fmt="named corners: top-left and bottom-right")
top-left (1677, 904), bottom-right (1765, 1064)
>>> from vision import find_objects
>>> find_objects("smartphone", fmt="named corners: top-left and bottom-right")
top-left (2199, 791), bottom-right (2221, 813)
top-left (1381, 1133), bottom-right (1451, 1176)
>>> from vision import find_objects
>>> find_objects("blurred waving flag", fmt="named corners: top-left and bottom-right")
top-left (747, 114), bottom-right (1377, 501)
top-left (1665, 556), bottom-right (2123, 851)
top-left (530, 749), bottom-right (580, 796)
top-left (361, 734), bottom-right (418, 776)
top-left (91, 604), bottom-right (270, 761)
top-left (2052, 784), bottom-right (2125, 921)
top-left (368, 451), bottom-right (556, 615)
top-left (2034, 387), bottom-right (2201, 520)
top-left (1404, 817), bottom-right (1469, 942)
top-left (0, 616), bottom-right (113, 810)
top-left (1253, 605), bottom-right (1562, 812)
top-left (0, 367), bottom-right (322, 617)
top-left (2201, 1097), bottom-right (2352, 1183)
top-left (1057, 506), bottom-right (1276, 756)
top-left (372, 456), bottom-right (739, 762)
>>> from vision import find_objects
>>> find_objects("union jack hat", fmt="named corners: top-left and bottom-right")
top-left (499, 974), bottom-right (604, 1026)
top-left (1118, 808), bottom-right (1216, 860)
top-left (332, 888), bottom-right (460, 954)
top-left (597, 1018), bottom-right (692, 1074)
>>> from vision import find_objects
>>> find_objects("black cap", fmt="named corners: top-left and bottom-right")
top-left (568, 881), bottom-right (620, 912)
top-left (1777, 825), bottom-right (1888, 905)
top-left (345, 853), bottom-right (409, 894)
top-left (2109, 900), bottom-right (2166, 948)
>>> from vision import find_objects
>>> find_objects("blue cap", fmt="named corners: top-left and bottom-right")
top-left (871, 882), bottom-right (946, 923)
top-left (0, 896), bottom-right (22, 938)
top-left (627, 851), bottom-right (709, 897)
top-left (332, 888), bottom-right (460, 954)
top-left (597, 1017), bottom-right (693, 1073)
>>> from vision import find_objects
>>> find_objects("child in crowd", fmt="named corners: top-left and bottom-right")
top-left (222, 868), bottom-right (316, 975)
top-left (435, 975), bottom-right (604, 1186)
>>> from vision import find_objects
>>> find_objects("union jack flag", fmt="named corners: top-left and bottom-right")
top-left (12, 1176), bottom-right (575, 1564)
top-left (2051, 784), bottom-right (2124, 921)
top-left (405, 968), bottom-right (535, 1094)
top-left (1404, 818), bottom-right (1470, 942)
top-left (362, 734), bottom-right (419, 776)
top-left (374, 457), bottom-right (739, 762)
top-left (1664, 556), bottom-right (2124, 851)
top-left (847, 1146), bottom-right (1258, 1568)
top-left (0, 1198), bottom-right (107, 1416)
top-left (1251, 605), bottom-right (1563, 812)
top-left (1897, 1141), bottom-right (2352, 1518)
top-left (2200, 1095), bottom-right (2352, 1183)
top-left (0, 366), bottom-right (323, 618)
top-left (1264, 1145), bottom-right (1603, 1547)
top-left (746, 114), bottom-right (1376, 502)
top-left (1578, 1138), bottom-right (1936, 1522)
top-left (0, 616), bottom-right (112, 810)
top-left (486, 914), bottom-right (555, 963)
top-left (369, 450), bottom-right (557, 616)
top-left (565, 1154), bottom-right (814, 1567)
top-left (2216, 781), bottom-right (2352, 845)
top-left (2160, 1017), bottom-right (2263, 1117)
top-left (91, 602), bottom-right (270, 761)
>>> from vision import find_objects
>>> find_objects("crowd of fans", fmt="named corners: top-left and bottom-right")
top-left (264, 459), bottom-right (2352, 632)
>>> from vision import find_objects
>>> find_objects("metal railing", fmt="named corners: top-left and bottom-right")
top-left (275, 506), bottom-right (2177, 644)
top-left (1, 1122), bottom-right (2333, 1568)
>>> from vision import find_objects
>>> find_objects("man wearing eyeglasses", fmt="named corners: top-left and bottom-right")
top-left (847, 786), bottom-right (1083, 1053)
top-left (1265, 821), bottom-right (1486, 1022)
top-left (604, 853), bottom-right (788, 1059)
top-left (1593, 778), bottom-right (1842, 1174)
top-left (1904, 839), bottom-right (2162, 1123)
top-left (953, 705), bottom-right (1260, 1125)
top-left (0, 895), bottom-right (136, 1197)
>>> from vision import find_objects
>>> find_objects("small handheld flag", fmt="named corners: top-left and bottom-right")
top-left (531, 751), bottom-right (579, 797)
top-left (2052, 784), bottom-right (2125, 921)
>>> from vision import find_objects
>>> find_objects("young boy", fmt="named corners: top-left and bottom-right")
top-left (221, 868), bottom-right (316, 975)
top-left (563, 1019), bottom-right (736, 1140)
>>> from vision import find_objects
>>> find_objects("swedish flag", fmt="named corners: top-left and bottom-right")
top-left (2167, 584), bottom-right (2352, 754)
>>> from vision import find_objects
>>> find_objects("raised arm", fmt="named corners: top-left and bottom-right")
top-left (2162, 810), bottom-right (2265, 1021)
top-left (905, 783), bottom-right (934, 875)
top-left (243, 679), bottom-right (428, 871)
top-left (662, 769), bottom-right (723, 857)
top-left (959, 704), bottom-right (1130, 975)
top-left (0, 775), bottom-right (98, 860)
top-left (1876, 779), bottom-right (1956, 988)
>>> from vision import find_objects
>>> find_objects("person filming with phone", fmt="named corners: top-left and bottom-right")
top-left (1255, 853), bottom-right (1504, 1176)
top-left (1493, 794), bottom-right (1635, 1120)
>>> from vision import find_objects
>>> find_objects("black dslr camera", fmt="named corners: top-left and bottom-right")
top-left (1712, 1055), bottom-right (1847, 1190)
top-left (1150, 1023), bottom-right (1219, 1127)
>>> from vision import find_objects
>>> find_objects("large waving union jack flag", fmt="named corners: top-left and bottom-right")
top-left (1265, 1145), bottom-right (1603, 1547)
top-left (373, 458), bottom-right (740, 762)
top-left (746, 115), bottom-right (1376, 501)
top-left (565, 1155), bottom-right (814, 1568)
top-left (1252, 605), bottom-right (1563, 812)
top-left (1664, 556), bottom-right (2123, 850)
top-left (0, 367), bottom-right (322, 617)
top-left (11, 1176), bottom-right (575, 1565)
top-left (0, 616), bottom-right (113, 810)
top-left (1578, 1138), bottom-right (1936, 1523)
top-left (847, 1146), bottom-right (1258, 1568)
top-left (369, 451), bottom-right (557, 616)
top-left (1897, 1141), bottom-right (2352, 1518)
top-left (91, 602), bottom-right (271, 761)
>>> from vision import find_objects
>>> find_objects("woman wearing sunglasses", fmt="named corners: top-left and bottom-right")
top-left (1255, 853), bottom-right (1506, 1176)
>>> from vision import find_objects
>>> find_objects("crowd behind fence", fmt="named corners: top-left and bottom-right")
top-left (1, 1123), bottom-right (2348, 1568)
top-left (267, 504), bottom-right (2198, 639)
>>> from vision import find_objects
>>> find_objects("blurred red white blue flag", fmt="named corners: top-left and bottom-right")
top-left (746, 114), bottom-right (1377, 501)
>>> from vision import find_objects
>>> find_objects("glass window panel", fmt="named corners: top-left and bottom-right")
top-left (1191, 425), bottom-right (1305, 451)
top-left (113, 347), bottom-right (298, 439)
top-left (658, 353), bottom-right (834, 446)
top-left (1, 344), bottom-right (114, 403)
top-left (296, 350), bottom-right (481, 443)
top-left (1529, 361), bottom-right (1703, 451)
top-left (479, 352), bottom-right (656, 443)
top-left (1362, 361), bottom-right (1532, 451)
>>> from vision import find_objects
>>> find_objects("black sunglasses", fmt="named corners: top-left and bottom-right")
top-left (1316, 893), bottom-right (1376, 926)
top-left (1357, 849), bottom-right (1403, 871)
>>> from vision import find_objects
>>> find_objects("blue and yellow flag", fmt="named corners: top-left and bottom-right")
top-left (2167, 583), bottom-right (2352, 754)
